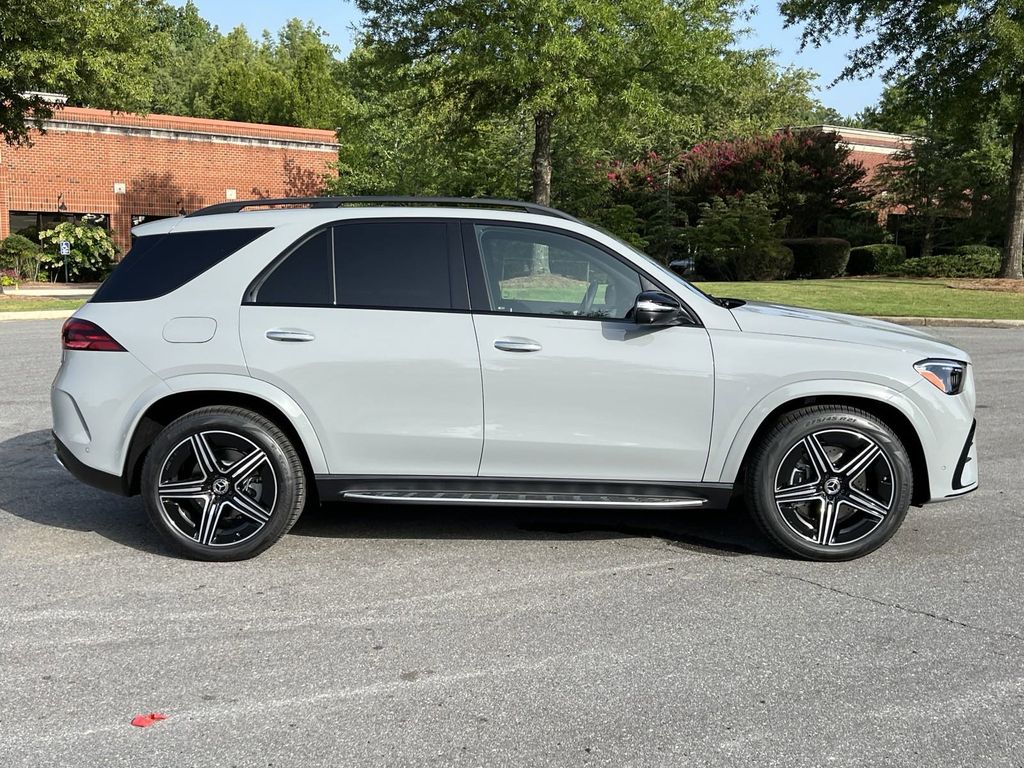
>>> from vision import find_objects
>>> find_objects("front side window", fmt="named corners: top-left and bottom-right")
top-left (474, 225), bottom-right (642, 319)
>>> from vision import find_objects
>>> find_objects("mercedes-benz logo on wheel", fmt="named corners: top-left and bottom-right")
top-left (824, 477), bottom-right (842, 497)
top-left (212, 477), bottom-right (230, 495)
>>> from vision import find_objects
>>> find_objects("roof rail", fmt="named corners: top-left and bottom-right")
top-left (185, 196), bottom-right (580, 222)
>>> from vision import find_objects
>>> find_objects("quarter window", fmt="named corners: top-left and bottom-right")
top-left (474, 225), bottom-right (642, 319)
top-left (255, 229), bottom-right (333, 306)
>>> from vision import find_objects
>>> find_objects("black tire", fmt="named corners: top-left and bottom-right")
top-left (745, 405), bottom-right (913, 561)
top-left (141, 406), bottom-right (307, 561)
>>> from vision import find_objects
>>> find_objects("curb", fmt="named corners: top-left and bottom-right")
top-left (871, 316), bottom-right (1024, 329)
top-left (0, 309), bottom-right (77, 322)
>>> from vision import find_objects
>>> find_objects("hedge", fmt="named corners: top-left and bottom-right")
top-left (883, 247), bottom-right (1001, 278)
top-left (783, 237), bottom-right (851, 278)
top-left (847, 243), bottom-right (906, 275)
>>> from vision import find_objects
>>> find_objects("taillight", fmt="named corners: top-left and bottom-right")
top-left (61, 319), bottom-right (126, 351)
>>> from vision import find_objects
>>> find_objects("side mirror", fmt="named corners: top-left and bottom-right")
top-left (633, 291), bottom-right (685, 326)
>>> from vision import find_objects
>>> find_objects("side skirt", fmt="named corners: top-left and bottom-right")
top-left (315, 475), bottom-right (735, 510)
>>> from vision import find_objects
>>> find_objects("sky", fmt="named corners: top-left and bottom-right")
top-left (174, 0), bottom-right (886, 119)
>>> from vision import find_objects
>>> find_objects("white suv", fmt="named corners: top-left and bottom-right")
top-left (52, 197), bottom-right (978, 561)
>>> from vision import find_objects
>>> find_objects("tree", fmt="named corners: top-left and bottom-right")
top-left (0, 0), bottom-right (166, 145)
top-left (353, 0), bottom-right (751, 206)
top-left (780, 0), bottom-right (1024, 278)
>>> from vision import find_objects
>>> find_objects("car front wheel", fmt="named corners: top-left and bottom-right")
top-left (141, 406), bottom-right (307, 561)
top-left (746, 405), bottom-right (914, 561)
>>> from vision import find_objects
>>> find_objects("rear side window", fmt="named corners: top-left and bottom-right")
top-left (250, 221), bottom-right (453, 310)
top-left (334, 222), bottom-right (450, 309)
top-left (92, 228), bottom-right (270, 303)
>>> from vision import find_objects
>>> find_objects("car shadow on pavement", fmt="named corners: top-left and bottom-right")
top-left (2, 430), bottom-right (772, 558)
top-left (0, 430), bottom-right (168, 555)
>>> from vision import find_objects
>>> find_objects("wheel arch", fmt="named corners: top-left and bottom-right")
top-left (122, 382), bottom-right (328, 496)
top-left (718, 391), bottom-right (931, 506)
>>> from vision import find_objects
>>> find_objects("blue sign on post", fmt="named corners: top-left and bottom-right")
top-left (58, 241), bottom-right (71, 256)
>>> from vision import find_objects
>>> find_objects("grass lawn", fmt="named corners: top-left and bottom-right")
top-left (693, 278), bottom-right (1024, 320)
top-left (0, 296), bottom-right (86, 312)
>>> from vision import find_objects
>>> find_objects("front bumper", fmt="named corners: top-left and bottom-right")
top-left (948, 419), bottom-right (978, 497)
top-left (54, 434), bottom-right (127, 496)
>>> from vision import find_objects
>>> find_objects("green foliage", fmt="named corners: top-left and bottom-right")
top-left (847, 244), bottom-right (906, 275)
top-left (609, 128), bottom-right (867, 263)
top-left (687, 194), bottom-right (793, 281)
top-left (883, 252), bottom-right (1001, 278)
top-left (37, 223), bottom-right (117, 282)
top-left (945, 245), bottom-right (1003, 260)
top-left (0, 234), bottom-right (42, 279)
top-left (0, 0), bottom-right (166, 145)
top-left (0, 269), bottom-right (19, 287)
top-left (781, 0), bottom-right (1024, 278)
top-left (348, 0), bottom-right (835, 205)
top-left (783, 237), bottom-right (852, 279)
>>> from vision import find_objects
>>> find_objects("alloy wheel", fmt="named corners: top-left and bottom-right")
top-left (156, 429), bottom-right (278, 548)
top-left (773, 428), bottom-right (895, 547)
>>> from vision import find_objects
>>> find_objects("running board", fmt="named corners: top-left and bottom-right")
top-left (341, 490), bottom-right (706, 508)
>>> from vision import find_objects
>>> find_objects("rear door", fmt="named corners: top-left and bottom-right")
top-left (239, 219), bottom-right (483, 476)
top-left (465, 221), bottom-right (715, 483)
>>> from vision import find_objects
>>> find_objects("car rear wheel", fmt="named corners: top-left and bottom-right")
top-left (141, 406), bottom-right (306, 561)
top-left (745, 405), bottom-right (913, 561)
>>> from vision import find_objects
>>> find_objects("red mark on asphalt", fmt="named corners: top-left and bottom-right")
top-left (131, 712), bottom-right (168, 728)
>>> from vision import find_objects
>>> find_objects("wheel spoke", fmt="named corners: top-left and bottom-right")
top-left (227, 447), bottom-right (268, 481)
top-left (774, 481), bottom-right (822, 505)
top-left (196, 499), bottom-right (224, 546)
top-left (228, 491), bottom-right (271, 525)
top-left (158, 479), bottom-right (207, 498)
top-left (803, 434), bottom-right (835, 478)
top-left (842, 487), bottom-right (890, 519)
top-left (837, 441), bottom-right (881, 480)
top-left (817, 499), bottom-right (839, 545)
top-left (191, 432), bottom-right (220, 476)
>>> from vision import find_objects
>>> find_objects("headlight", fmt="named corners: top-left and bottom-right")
top-left (914, 359), bottom-right (967, 395)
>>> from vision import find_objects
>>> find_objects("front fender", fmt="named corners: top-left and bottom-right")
top-left (708, 379), bottom-right (932, 484)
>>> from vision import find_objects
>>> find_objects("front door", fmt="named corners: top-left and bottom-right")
top-left (466, 222), bottom-right (714, 483)
top-left (240, 219), bottom-right (483, 476)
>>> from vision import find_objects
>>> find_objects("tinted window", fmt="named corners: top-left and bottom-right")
top-left (474, 225), bottom-right (641, 319)
top-left (92, 228), bottom-right (269, 303)
top-left (255, 229), bottom-right (333, 305)
top-left (334, 222), bottom-right (451, 309)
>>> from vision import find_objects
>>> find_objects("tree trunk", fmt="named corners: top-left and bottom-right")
top-left (530, 110), bottom-right (554, 275)
top-left (921, 211), bottom-right (935, 259)
top-left (531, 110), bottom-right (554, 206)
top-left (1001, 114), bottom-right (1024, 279)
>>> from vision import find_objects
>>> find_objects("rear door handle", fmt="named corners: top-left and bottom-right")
top-left (494, 337), bottom-right (542, 353)
top-left (266, 329), bottom-right (315, 343)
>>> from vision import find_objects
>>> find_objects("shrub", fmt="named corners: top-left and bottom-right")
top-left (0, 234), bottom-right (42, 279)
top-left (783, 237), bottom-right (852, 278)
top-left (1, 268), bottom-right (19, 287)
top-left (884, 251), bottom-right (1000, 278)
top-left (687, 194), bottom-right (793, 281)
top-left (37, 222), bottom-right (117, 281)
top-left (847, 243), bottom-right (907, 275)
top-left (944, 244), bottom-right (1001, 260)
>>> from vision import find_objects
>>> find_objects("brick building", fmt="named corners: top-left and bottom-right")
top-left (0, 107), bottom-right (338, 254)
top-left (806, 124), bottom-right (911, 181)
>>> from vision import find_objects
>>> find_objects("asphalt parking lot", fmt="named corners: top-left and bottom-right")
top-left (1, 319), bottom-right (1022, 767)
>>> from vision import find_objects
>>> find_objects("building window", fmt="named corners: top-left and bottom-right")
top-left (8, 211), bottom-right (110, 241)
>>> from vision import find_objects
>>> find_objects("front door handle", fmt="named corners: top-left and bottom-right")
top-left (266, 329), bottom-right (316, 343)
top-left (494, 337), bottom-right (542, 353)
